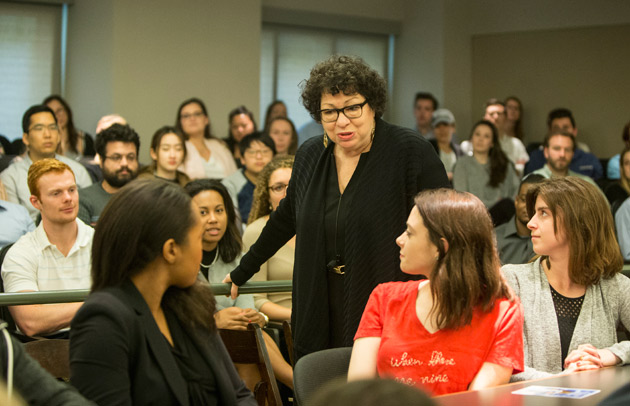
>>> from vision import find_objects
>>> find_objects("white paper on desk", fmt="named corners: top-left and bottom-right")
top-left (512, 385), bottom-right (600, 399)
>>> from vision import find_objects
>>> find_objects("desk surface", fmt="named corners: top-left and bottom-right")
top-left (436, 366), bottom-right (630, 406)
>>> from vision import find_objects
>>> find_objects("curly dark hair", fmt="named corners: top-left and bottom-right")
top-left (300, 55), bottom-right (387, 122)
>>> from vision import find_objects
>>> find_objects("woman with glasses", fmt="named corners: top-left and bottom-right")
top-left (225, 55), bottom-right (449, 361)
top-left (243, 155), bottom-right (295, 323)
top-left (176, 97), bottom-right (237, 180)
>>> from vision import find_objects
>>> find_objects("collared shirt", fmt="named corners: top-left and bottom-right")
top-left (495, 216), bottom-right (534, 265)
top-left (1, 218), bottom-right (93, 292)
top-left (0, 154), bottom-right (93, 222)
top-left (525, 148), bottom-right (603, 180)
top-left (0, 200), bottom-right (35, 250)
top-left (531, 165), bottom-right (600, 188)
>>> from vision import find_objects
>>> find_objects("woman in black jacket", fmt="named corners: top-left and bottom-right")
top-left (225, 55), bottom-right (450, 361)
top-left (70, 179), bottom-right (255, 406)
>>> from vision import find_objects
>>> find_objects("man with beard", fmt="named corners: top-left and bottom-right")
top-left (78, 123), bottom-right (139, 225)
top-left (2, 159), bottom-right (93, 337)
top-left (495, 174), bottom-right (544, 265)
top-left (531, 129), bottom-right (598, 188)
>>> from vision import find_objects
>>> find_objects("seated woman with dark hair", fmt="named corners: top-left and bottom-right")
top-left (348, 188), bottom-right (524, 395)
top-left (70, 179), bottom-right (256, 405)
top-left (185, 179), bottom-right (293, 390)
top-left (453, 120), bottom-right (519, 209)
top-left (44, 94), bottom-right (95, 159)
top-left (226, 106), bottom-right (257, 163)
top-left (137, 126), bottom-right (190, 187)
top-left (503, 177), bottom-right (630, 381)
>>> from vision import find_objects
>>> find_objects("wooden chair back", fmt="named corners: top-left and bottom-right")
top-left (219, 323), bottom-right (282, 406)
top-left (24, 339), bottom-right (70, 380)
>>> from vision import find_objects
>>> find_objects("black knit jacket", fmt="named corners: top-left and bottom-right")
top-left (231, 118), bottom-right (450, 358)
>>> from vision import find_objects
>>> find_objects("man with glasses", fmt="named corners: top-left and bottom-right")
top-left (78, 123), bottom-right (139, 226)
top-left (222, 132), bottom-right (275, 230)
top-left (1, 105), bottom-right (92, 222)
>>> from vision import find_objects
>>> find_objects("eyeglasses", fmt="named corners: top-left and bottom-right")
top-left (181, 112), bottom-right (205, 120)
top-left (318, 100), bottom-right (368, 123)
top-left (244, 149), bottom-right (273, 157)
top-left (268, 183), bottom-right (288, 194)
top-left (29, 124), bottom-right (59, 134)
top-left (105, 153), bottom-right (137, 163)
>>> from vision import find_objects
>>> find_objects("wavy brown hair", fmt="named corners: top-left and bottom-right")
top-left (525, 177), bottom-right (623, 286)
top-left (248, 155), bottom-right (295, 224)
top-left (300, 55), bottom-right (387, 122)
top-left (415, 188), bottom-right (512, 330)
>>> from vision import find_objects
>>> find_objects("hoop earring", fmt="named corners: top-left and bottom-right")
top-left (323, 132), bottom-right (328, 148)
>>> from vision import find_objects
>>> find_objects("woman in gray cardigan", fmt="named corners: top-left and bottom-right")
top-left (502, 177), bottom-right (630, 381)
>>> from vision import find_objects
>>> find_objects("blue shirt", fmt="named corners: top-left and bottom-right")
top-left (0, 200), bottom-right (35, 250)
top-left (525, 148), bottom-right (603, 180)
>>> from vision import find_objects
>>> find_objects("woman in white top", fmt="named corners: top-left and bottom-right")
top-left (176, 98), bottom-right (237, 180)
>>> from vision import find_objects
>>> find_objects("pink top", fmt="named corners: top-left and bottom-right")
top-left (181, 138), bottom-right (237, 180)
top-left (355, 280), bottom-right (524, 395)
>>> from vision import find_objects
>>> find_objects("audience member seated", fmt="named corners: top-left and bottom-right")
top-left (0, 197), bottom-right (34, 250)
top-left (453, 120), bottom-right (519, 209)
top-left (525, 108), bottom-right (602, 180)
top-left (78, 123), bottom-right (139, 226)
top-left (176, 97), bottom-right (237, 180)
top-left (310, 379), bottom-right (435, 406)
top-left (530, 129), bottom-right (599, 189)
top-left (606, 120), bottom-right (630, 180)
top-left (504, 96), bottom-right (524, 141)
top-left (263, 100), bottom-right (288, 131)
top-left (349, 188), bottom-right (523, 395)
top-left (413, 92), bottom-right (438, 139)
top-left (226, 106), bottom-right (257, 163)
top-left (1, 159), bottom-right (92, 337)
top-left (428, 109), bottom-right (462, 181)
top-left (495, 174), bottom-right (545, 265)
top-left (267, 117), bottom-right (298, 155)
top-left (243, 155), bottom-right (295, 322)
top-left (43, 95), bottom-right (95, 160)
top-left (0, 319), bottom-right (92, 405)
top-left (185, 179), bottom-right (293, 389)
top-left (605, 147), bottom-right (630, 206)
top-left (502, 177), bottom-right (629, 381)
top-left (614, 149), bottom-right (630, 260)
top-left (222, 133), bottom-right (275, 227)
top-left (70, 179), bottom-right (256, 405)
top-left (462, 99), bottom-right (529, 174)
top-left (137, 126), bottom-right (190, 187)
top-left (1, 105), bottom-right (92, 222)
top-left (0, 134), bottom-right (12, 155)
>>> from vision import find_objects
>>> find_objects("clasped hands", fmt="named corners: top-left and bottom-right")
top-left (215, 306), bottom-right (266, 330)
top-left (563, 344), bottom-right (619, 373)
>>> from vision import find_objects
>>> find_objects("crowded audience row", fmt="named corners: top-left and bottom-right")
top-left (0, 54), bottom-right (629, 405)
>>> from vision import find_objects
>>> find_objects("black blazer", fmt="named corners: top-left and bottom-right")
top-left (70, 280), bottom-right (256, 406)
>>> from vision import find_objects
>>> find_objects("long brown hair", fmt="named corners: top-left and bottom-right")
top-left (43, 95), bottom-right (81, 155)
top-left (470, 120), bottom-right (510, 188)
top-left (526, 177), bottom-right (623, 286)
top-left (92, 179), bottom-right (216, 332)
top-left (248, 155), bottom-right (294, 224)
top-left (415, 189), bottom-right (511, 330)
top-left (620, 147), bottom-right (630, 195)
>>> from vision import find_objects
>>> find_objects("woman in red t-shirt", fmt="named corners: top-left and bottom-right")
top-left (348, 188), bottom-right (524, 395)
